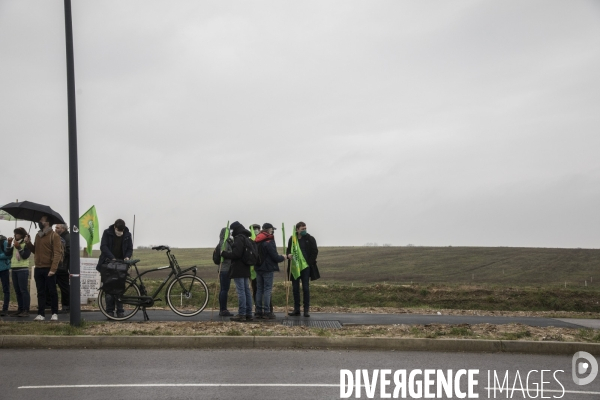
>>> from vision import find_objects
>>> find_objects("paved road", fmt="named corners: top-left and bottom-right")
top-left (1, 349), bottom-right (599, 400)
top-left (2, 309), bottom-right (596, 329)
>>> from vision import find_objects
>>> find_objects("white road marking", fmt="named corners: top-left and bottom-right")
top-left (19, 383), bottom-right (338, 389)
top-left (18, 383), bottom-right (600, 396)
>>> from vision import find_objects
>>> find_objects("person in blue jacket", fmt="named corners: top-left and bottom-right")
top-left (0, 234), bottom-right (12, 316)
top-left (254, 223), bottom-right (292, 319)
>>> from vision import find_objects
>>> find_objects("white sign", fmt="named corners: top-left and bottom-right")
top-left (80, 258), bottom-right (101, 304)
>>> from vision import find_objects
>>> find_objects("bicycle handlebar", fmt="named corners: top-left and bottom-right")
top-left (123, 259), bottom-right (140, 265)
top-left (152, 245), bottom-right (170, 251)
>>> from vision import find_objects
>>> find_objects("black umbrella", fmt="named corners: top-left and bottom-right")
top-left (0, 201), bottom-right (66, 226)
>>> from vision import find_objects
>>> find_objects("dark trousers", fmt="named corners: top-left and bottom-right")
top-left (0, 270), bottom-right (10, 311)
top-left (218, 270), bottom-right (231, 312)
top-left (291, 267), bottom-right (310, 312)
top-left (105, 294), bottom-right (124, 314)
top-left (47, 269), bottom-right (69, 307)
top-left (11, 269), bottom-right (30, 312)
top-left (251, 276), bottom-right (273, 313)
top-left (34, 268), bottom-right (58, 316)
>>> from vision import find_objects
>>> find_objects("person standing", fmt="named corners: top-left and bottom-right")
top-left (254, 223), bottom-right (291, 319)
top-left (97, 219), bottom-right (133, 319)
top-left (6, 228), bottom-right (31, 317)
top-left (221, 221), bottom-right (253, 322)
top-left (51, 224), bottom-right (71, 313)
top-left (24, 215), bottom-right (63, 321)
top-left (248, 223), bottom-right (265, 315)
top-left (286, 221), bottom-right (318, 317)
top-left (217, 227), bottom-right (234, 317)
top-left (0, 234), bottom-right (11, 316)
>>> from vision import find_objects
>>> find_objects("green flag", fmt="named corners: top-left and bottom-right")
top-left (0, 210), bottom-right (16, 221)
top-left (290, 230), bottom-right (308, 280)
top-left (79, 205), bottom-right (99, 256)
top-left (220, 221), bottom-right (230, 264)
top-left (249, 223), bottom-right (257, 280)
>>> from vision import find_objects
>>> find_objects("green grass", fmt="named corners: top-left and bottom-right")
top-left (4, 246), bottom-right (600, 313)
top-left (83, 246), bottom-right (600, 287)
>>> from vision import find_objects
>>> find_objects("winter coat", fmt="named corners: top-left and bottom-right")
top-left (96, 225), bottom-right (133, 270)
top-left (25, 227), bottom-right (64, 273)
top-left (0, 237), bottom-right (11, 272)
top-left (217, 227), bottom-right (234, 273)
top-left (286, 233), bottom-right (318, 267)
top-left (254, 232), bottom-right (284, 274)
top-left (221, 226), bottom-right (251, 279)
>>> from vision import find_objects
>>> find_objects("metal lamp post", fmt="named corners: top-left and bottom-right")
top-left (64, 0), bottom-right (81, 326)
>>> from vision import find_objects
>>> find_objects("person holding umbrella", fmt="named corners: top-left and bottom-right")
top-left (25, 215), bottom-right (64, 321)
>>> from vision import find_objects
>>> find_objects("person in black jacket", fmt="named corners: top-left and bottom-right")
top-left (97, 219), bottom-right (133, 319)
top-left (254, 223), bottom-right (292, 319)
top-left (221, 221), bottom-right (253, 322)
top-left (286, 221), bottom-right (318, 317)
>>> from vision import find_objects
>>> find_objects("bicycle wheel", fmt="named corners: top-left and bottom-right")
top-left (98, 278), bottom-right (141, 321)
top-left (166, 275), bottom-right (209, 317)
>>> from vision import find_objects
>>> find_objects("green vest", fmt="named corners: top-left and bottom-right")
top-left (11, 242), bottom-right (29, 269)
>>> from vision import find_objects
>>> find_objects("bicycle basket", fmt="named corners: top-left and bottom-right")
top-left (99, 260), bottom-right (130, 295)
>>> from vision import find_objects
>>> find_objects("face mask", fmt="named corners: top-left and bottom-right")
top-left (115, 229), bottom-right (123, 237)
top-left (254, 229), bottom-right (260, 235)
top-left (300, 230), bottom-right (308, 236)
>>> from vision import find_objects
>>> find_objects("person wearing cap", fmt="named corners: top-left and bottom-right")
top-left (5, 227), bottom-right (32, 317)
top-left (286, 221), bottom-right (318, 317)
top-left (221, 221), bottom-right (253, 322)
top-left (248, 223), bottom-right (267, 316)
top-left (254, 223), bottom-right (291, 319)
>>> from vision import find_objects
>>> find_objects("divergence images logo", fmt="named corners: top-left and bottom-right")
top-left (572, 351), bottom-right (598, 386)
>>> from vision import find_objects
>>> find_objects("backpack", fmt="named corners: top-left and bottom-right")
top-left (212, 244), bottom-right (221, 265)
top-left (241, 236), bottom-right (260, 266)
top-left (255, 241), bottom-right (265, 267)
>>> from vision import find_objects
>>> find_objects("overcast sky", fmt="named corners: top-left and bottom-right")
top-left (1, 0), bottom-right (599, 249)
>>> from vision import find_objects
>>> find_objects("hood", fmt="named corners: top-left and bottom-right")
top-left (219, 227), bottom-right (229, 241)
top-left (232, 226), bottom-right (251, 238)
top-left (255, 231), bottom-right (274, 243)
top-left (107, 224), bottom-right (130, 236)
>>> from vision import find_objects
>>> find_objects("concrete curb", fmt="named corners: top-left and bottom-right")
top-left (2, 335), bottom-right (600, 354)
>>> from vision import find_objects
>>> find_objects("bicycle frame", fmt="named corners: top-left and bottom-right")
top-left (119, 249), bottom-right (198, 306)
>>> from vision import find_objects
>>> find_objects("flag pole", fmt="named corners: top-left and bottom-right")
top-left (285, 226), bottom-right (292, 318)
top-left (211, 221), bottom-right (229, 321)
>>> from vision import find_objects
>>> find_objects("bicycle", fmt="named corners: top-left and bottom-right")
top-left (97, 245), bottom-right (209, 321)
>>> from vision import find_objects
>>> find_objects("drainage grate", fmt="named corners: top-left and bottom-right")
top-left (281, 319), bottom-right (342, 329)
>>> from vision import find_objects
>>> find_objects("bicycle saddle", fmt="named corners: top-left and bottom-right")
top-left (152, 245), bottom-right (170, 251)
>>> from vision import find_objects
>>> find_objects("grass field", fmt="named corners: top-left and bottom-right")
top-left (5, 246), bottom-right (597, 313)
top-left (86, 246), bottom-right (600, 288)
